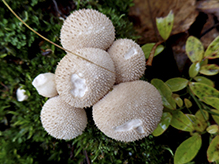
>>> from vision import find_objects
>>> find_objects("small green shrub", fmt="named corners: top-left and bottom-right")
top-left (142, 11), bottom-right (219, 164)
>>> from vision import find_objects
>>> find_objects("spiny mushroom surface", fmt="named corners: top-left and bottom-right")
top-left (60, 9), bottom-right (115, 52)
top-left (92, 80), bottom-right (163, 142)
top-left (32, 72), bottom-right (58, 98)
top-left (40, 96), bottom-right (87, 140)
top-left (107, 39), bottom-right (146, 84)
top-left (55, 47), bottom-right (115, 108)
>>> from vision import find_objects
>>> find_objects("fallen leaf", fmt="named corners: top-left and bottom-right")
top-left (200, 14), bottom-right (219, 48)
top-left (171, 33), bottom-right (190, 72)
top-left (129, 0), bottom-right (198, 44)
top-left (197, 0), bottom-right (219, 20)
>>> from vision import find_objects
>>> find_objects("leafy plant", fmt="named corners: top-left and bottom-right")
top-left (148, 11), bottom-right (219, 164)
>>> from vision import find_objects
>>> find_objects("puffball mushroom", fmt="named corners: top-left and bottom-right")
top-left (16, 87), bottom-right (28, 102)
top-left (107, 39), bottom-right (146, 84)
top-left (32, 73), bottom-right (58, 98)
top-left (55, 47), bottom-right (115, 108)
top-left (92, 80), bottom-right (163, 142)
top-left (60, 9), bottom-right (115, 52)
top-left (40, 96), bottom-right (87, 140)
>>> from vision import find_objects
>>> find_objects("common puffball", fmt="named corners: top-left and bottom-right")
top-left (32, 72), bottom-right (58, 98)
top-left (107, 39), bottom-right (146, 84)
top-left (92, 80), bottom-right (163, 142)
top-left (60, 9), bottom-right (115, 52)
top-left (40, 96), bottom-right (87, 140)
top-left (55, 47), bottom-right (115, 108)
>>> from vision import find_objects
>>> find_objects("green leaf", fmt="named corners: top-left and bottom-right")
top-left (186, 114), bottom-right (205, 132)
top-left (195, 109), bottom-right (209, 122)
top-left (151, 78), bottom-right (176, 109)
top-left (200, 58), bottom-right (208, 66)
top-left (207, 135), bottom-right (219, 162)
top-left (194, 76), bottom-right (214, 87)
top-left (200, 64), bottom-right (219, 76)
top-left (204, 36), bottom-right (219, 59)
top-left (0, 53), bottom-right (7, 58)
top-left (206, 125), bottom-right (219, 134)
top-left (185, 36), bottom-right (204, 63)
top-left (211, 109), bottom-right (219, 125)
top-left (189, 82), bottom-right (219, 100)
top-left (152, 112), bottom-right (172, 137)
top-left (184, 98), bottom-right (192, 108)
top-left (189, 82), bottom-right (219, 109)
top-left (156, 10), bottom-right (174, 40)
top-left (203, 97), bottom-right (219, 110)
top-left (141, 43), bottom-right (164, 59)
top-left (189, 62), bottom-right (200, 78)
top-left (165, 78), bottom-right (188, 92)
top-left (170, 111), bottom-right (194, 132)
top-left (173, 94), bottom-right (183, 107)
top-left (174, 134), bottom-right (202, 164)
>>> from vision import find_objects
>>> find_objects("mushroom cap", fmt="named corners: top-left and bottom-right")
top-left (55, 47), bottom-right (115, 108)
top-left (32, 72), bottom-right (58, 98)
top-left (60, 9), bottom-right (115, 52)
top-left (107, 39), bottom-right (146, 84)
top-left (92, 80), bottom-right (163, 142)
top-left (40, 96), bottom-right (87, 140)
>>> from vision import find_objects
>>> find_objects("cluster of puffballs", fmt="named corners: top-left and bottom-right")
top-left (32, 9), bottom-right (163, 142)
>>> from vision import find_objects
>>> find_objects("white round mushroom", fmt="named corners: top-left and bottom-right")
top-left (60, 9), bottom-right (115, 52)
top-left (55, 47), bottom-right (115, 108)
top-left (16, 86), bottom-right (28, 102)
top-left (92, 80), bottom-right (163, 142)
top-left (107, 39), bottom-right (146, 84)
top-left (40, 96), bottom-right (87, 140)
top-left (32, 72), bottom-right (58, 98)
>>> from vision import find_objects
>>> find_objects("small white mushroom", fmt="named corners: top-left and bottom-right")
top-left (92, 80), bottom-right (163, 142)
top-left (60, 9), bottom-right (115, 51)
top-left (16, 86), bottom-right (28, 102)
top-left (40, 96), bottom-right (87, 140)
top-left (107, 39), bottom-right (146, 84)
top-left (32, 72), bottom-right (58, 98)
top-left (55, 47), bottom-right (115, 108)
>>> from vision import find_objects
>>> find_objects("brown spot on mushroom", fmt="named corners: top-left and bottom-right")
top-left (55, 47), bottom-right (115, 108)
top-left (60, 9), bottom-right (115, 52)
top-left (92, 80), bottom-right (163, 142)
top-left (107, 39), bottom-right (146, 84)
top-left (40, 96), bottom-right (87, 140)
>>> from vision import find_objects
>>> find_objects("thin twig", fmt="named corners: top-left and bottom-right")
top-left (84, 150), bottom-right (91, 164)
top-left (2, 0), bottom-right (115, 74)
top-left (1, 82), bottom-right (9, 91)
top-left (52, 0), bottom-right (66, 18)
top-left (146, 41), bottom-right (163, 66)
top-left (69, 144), bottom-right (74, 159)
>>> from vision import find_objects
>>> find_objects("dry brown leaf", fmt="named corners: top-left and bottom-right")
top-left (129, 0), bottom-right (198, 44)
top-left (197, 0), bottom-right (219, 20)
top-left (200, 14), bottom-right (219, 48)
top-left (171, 33), bottom-right (190, 72)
